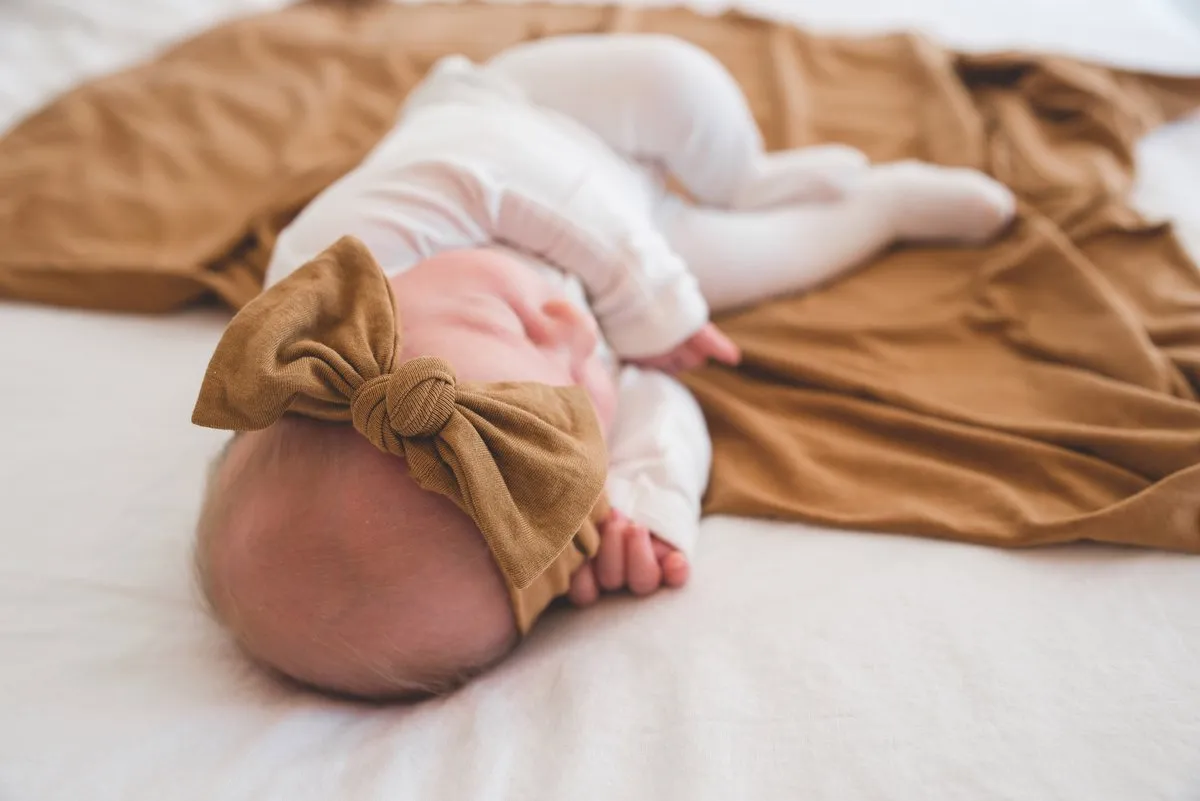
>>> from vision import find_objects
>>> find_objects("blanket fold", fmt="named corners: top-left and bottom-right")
top-left (683, 43), bottom-right (1200, 552)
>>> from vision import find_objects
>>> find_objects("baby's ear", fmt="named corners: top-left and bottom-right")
top-left (528, 299), bottom-right (596, 355)
top-left (539, 298), bottom-right (579, 329)
top-left (515, 297), bottom-right (573, 347)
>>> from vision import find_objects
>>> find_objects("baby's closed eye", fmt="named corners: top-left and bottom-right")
top-left (443, 291), bottom-right (526, 338)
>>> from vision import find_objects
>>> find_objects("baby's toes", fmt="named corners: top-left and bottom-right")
top-left (625, 525), bottom-right (664, 596)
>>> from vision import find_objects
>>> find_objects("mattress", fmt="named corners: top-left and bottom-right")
top-left (2, 1), bottom-right (1200, 799)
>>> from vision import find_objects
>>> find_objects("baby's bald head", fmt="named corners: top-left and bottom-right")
top-left (195, 417), bottom-right (518, 699)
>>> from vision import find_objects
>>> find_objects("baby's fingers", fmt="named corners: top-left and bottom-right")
top-left (693, 324), bottom-right (742, 366)
top-left (625, 525), bottom-right (663, 596)
top-left (632, 354), bottom-right (670, 372)
top-left (651, 538), bottom-right (691, 588)
top-left (568, 563), bottom-right (600, 606)
top-left (661, 551), bottom-right (690, 588)
top-left (595, 515), bottom-right (628, 591)
top-left (672, 347), bottom-right (706, 373)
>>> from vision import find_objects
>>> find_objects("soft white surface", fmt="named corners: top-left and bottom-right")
top-left (3, 2), bottom-right (1200, 800)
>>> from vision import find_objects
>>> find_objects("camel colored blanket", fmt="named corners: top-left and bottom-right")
top-left (1, 1), bottom-right (1198, 551)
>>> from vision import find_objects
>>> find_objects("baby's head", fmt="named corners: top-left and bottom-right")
top-left (195, 248), bottom-right (615, 699)
top-left (196, 418), bottom-right (518, 698)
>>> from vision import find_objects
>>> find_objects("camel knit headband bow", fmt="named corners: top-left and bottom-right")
top-left (192, 235), bottom-right (607, 592)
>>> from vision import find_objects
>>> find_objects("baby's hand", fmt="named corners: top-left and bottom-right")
top-left (629, 323), bottom-right (741, 374)
top-left (568, 510), bottom-right (690, 606)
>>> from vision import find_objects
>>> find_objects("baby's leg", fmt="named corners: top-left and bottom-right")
top-left (484, 34), bottom-right (867, 208)
top-left (661, 162), bottom-right (1017, 312)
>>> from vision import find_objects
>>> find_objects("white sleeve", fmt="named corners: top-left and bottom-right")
top-left (269, 154), bottom-right (708, 358)
top-left (494, 177), bottom-right (708, 359)
top-left (604, 366), bottom-right (711, 555)
top-left (265, 161), bottom-right (493, 286)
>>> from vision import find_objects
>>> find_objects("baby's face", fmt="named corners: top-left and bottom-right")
top-left (391, 249), bottom-right (618, 432)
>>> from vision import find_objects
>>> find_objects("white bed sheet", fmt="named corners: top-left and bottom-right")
top-left (2, 2), bottom-right (1200, 800)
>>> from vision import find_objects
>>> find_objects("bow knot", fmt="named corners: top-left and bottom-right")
top-left (385, 356), bottom-right (457, 438)
top-left (350, 356), bottom-right (458, 450)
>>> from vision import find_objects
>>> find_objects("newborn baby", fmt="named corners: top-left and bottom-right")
top-left (195, 34), bottom-right (1015, 699)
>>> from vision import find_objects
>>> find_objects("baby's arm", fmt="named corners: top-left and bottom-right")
top-left (281, 152), bottom-right (714, 360)
top-left (569, 366), bottom-right (711, 604)
top-left (492, 178), bottom-right (709, 360)
top-left (271, 156), bottom-right (709, 364)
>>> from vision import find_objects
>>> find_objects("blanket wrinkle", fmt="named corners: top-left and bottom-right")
top-left (1, 1), bottom-right (1199, 552)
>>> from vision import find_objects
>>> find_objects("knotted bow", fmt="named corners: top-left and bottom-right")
top-left (192, 236), bottom-right (607, 591)
top-left (351, 359), bottom-right (458, 443)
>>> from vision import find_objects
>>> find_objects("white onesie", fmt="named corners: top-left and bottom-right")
top-left (263, 35), bottom-right (991, 554)
top-left (267, 43), bottom-right (727, 553)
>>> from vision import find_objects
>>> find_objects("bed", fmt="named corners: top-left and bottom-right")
top-left (2, 1), bottom-right (1200, 799)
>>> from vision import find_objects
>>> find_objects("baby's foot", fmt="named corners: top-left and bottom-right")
top-left (733, 144), bottom-right (871, 209)
top-left (865, 161), bottom-right (1016, 244)
top-left (568, 511), bottom-right (689, 606)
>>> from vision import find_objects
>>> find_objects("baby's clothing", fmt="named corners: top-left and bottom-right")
top-left (264, 35), bottom-right (911, 554)
top-left (267, 48), bottom-right (705, 358)
top-left (265, 37), bottom-right (754, 555)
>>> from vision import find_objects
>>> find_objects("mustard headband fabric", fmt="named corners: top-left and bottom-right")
top-left (192, 236), bottom-right (608, 591)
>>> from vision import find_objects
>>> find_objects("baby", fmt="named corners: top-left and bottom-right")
top-left (194, 35), bottom-right (1015, 698)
